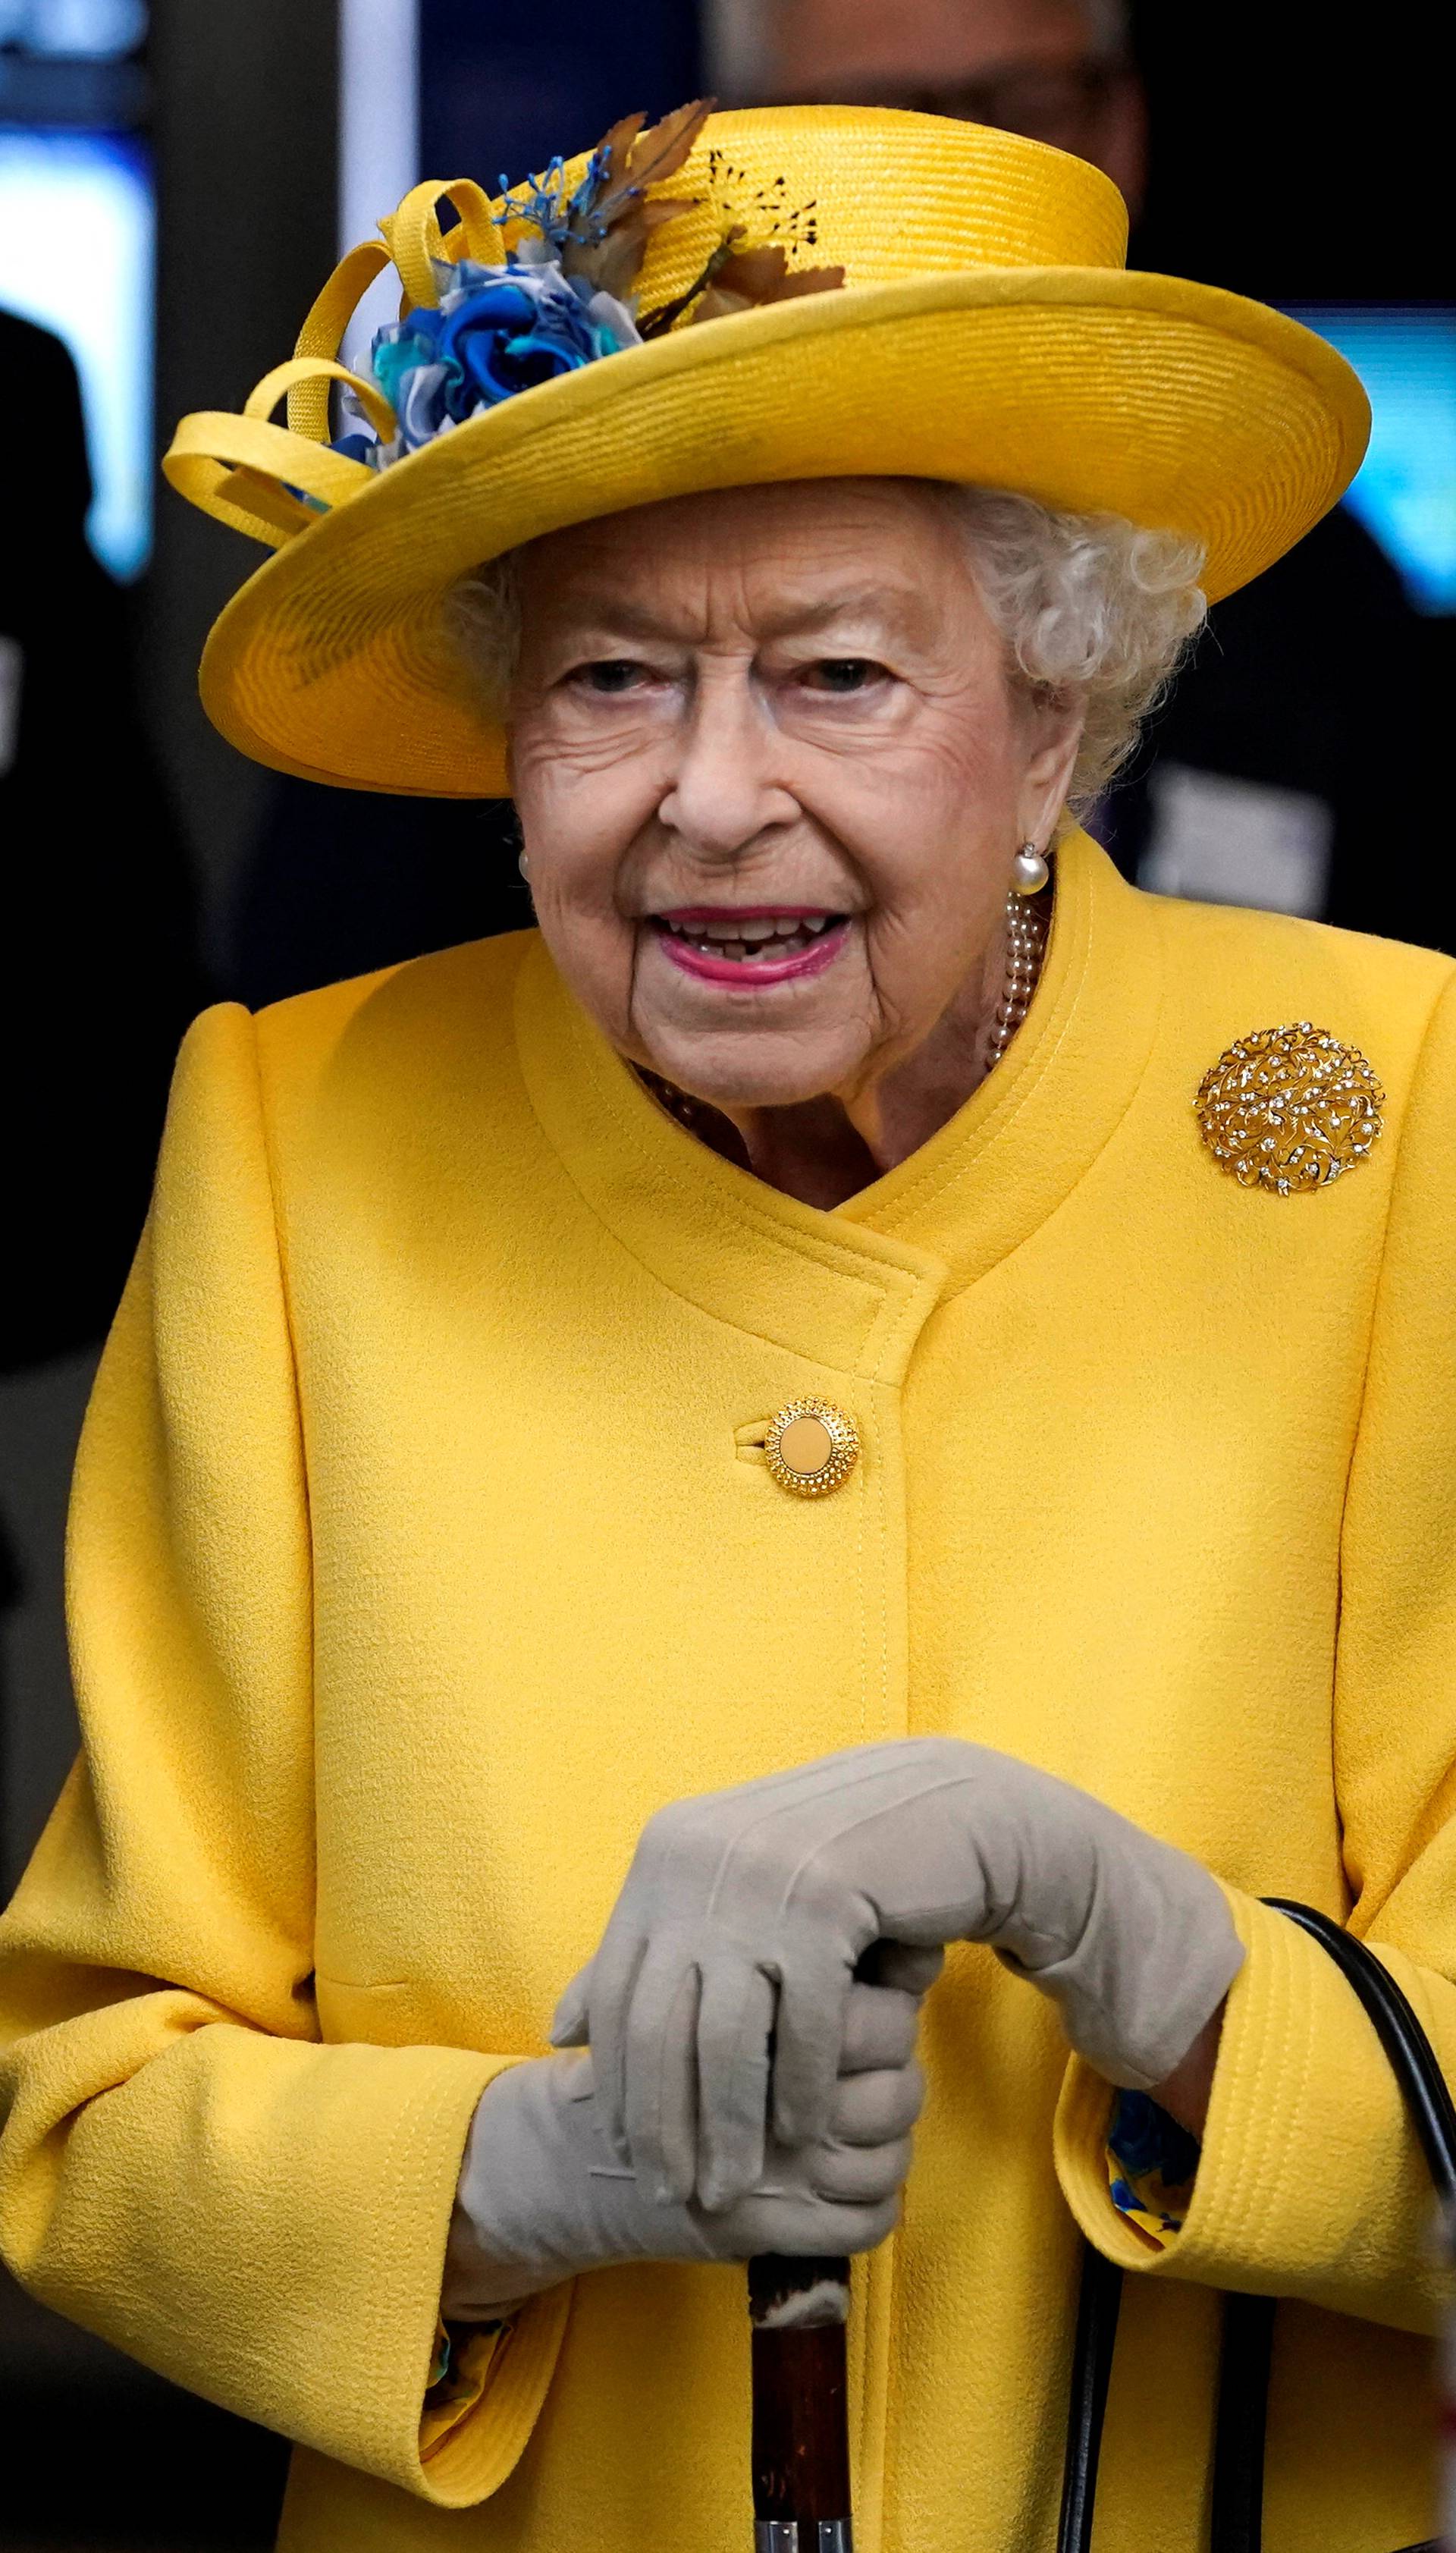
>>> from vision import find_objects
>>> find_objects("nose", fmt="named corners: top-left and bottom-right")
top-left (657, 659), bottom-right (799, 865)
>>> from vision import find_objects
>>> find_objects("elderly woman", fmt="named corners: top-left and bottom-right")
top-left (2, 102), bottom-right (1453, 2553)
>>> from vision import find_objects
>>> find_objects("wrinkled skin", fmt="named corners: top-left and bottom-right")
top-left (508, 477), bottom-right (1084, 1207)
top-left (506, 478), bottom-right (1226, 2136)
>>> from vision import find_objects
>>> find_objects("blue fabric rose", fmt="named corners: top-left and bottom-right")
top-left (337, 257), bottom-right (642, 468)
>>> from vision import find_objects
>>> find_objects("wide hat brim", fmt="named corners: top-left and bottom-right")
top-left (194, 262), bottom-right (1368, 799)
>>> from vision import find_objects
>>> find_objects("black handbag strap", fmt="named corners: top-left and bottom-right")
top-left (1209, 2289), bottom-right (1276, 2553)
top-left (1056, 1898), bottom-right (1456, 2553)
top-left (1053, 2242), bottom-right (1122, 2553)
top-left (1263, 1900), bottom-right (1456, 2208)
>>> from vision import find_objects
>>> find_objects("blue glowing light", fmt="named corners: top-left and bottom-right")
top-left (0, 126), bottom-right (154, 577)
top-left (1293, 307), bottom-right (1456, 616)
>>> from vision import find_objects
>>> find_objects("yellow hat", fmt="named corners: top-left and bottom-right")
top-left (165, 105), bottom-right (1369, 798)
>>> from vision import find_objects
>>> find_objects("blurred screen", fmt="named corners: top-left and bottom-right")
top-left (0, 0), bottom-right (145, 50)
top-left (1293, 308), bottom-right (1456, 616)
top-left (0, 124), bottom-right (153, 576)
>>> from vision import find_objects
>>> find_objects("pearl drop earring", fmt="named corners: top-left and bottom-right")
top-left (517, 848), bottom-right (531, 880)
top-left (1012, 837), bottom-right (1049, 895)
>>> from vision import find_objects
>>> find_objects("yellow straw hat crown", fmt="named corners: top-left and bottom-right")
top-left (165, 105), bottom-right (1369, 796)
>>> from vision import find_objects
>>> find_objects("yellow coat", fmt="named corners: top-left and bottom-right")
top-left (3, 834), bottom-right (1455, 2552)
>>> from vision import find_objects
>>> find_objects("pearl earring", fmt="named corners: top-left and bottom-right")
top-left (1012, 838), bottom-right (1049, 895)
top-left (517, 848), bottom-right (531, 879)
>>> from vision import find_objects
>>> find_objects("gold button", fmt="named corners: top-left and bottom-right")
top-left (764, 1398), bottom-right (859, 1498)
top-left (780, 1415), bottom-right (833, 1474)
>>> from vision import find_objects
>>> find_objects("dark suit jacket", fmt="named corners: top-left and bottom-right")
top-left (1, 310), bottom-right (206, 1369)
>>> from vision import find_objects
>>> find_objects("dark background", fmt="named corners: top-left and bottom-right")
top-left (1136, 9), bottom-right (1446, 304)
top-left (1, 2), bottom-right (1450, 2542)
top-left (420, 0), bottom-right (701, 198)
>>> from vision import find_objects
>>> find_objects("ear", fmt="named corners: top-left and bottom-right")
top-left (1017, 694), bottom-right (1086, 851)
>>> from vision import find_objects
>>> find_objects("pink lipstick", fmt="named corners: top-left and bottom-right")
top-left (649, 908), bottom-right (849, 988)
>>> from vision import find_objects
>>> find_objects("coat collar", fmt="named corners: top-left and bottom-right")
top-left (514, 833), bottom-right (1163, 1382)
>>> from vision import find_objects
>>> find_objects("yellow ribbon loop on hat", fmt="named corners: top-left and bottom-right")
top-left (162, 432), bottom-right (315, 548)
top-left (287, 237), bottom-right (392, 439)
top-left (162, 375), bottom-right (378, 551)
top-left (245, 356), bottom-right (397, 444)
top-left (381, 177), bottom-right (503, 312)
top-left (163, 174), bottom-right (521, 549)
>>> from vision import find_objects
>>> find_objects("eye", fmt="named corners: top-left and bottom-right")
top-left (567, 658), bottom-right (651, 695)
top-left (801, 658), bottom-right (887, 694)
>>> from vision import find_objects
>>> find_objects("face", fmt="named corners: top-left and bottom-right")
top-left (767, 0), bottom-right (1147, 215)
top-left (508, 480), bottom-right (1081, 1113)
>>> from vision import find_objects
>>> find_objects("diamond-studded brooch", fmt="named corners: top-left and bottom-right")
top-left (1195, 1022), bottom-right (1384, 1195)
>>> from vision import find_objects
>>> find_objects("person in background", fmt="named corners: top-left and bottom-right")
top-left (0, 309), bottom-right (206, 1373)
top-left (0, 312), bottom-right (209, 2266)
top-left (763, 0), bottom-right (1439, 944)
top-left (0, 310), bottom-right (206, 1873)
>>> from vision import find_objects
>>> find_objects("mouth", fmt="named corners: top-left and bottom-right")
top-left (648, 906), bottom-right (851, 988)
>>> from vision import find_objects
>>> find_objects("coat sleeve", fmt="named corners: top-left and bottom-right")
top-left (0, 1003), bottom-right (569, 2506)
top-left (1056, 966), bottom-right (1456, 2333)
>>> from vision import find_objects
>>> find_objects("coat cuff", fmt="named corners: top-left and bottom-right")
top-left (301, 2044), bottom-right (570, 2507)
top-left (413, 2283), bottom-right (573, 2504)
top-left (1053, 1889), bottom-right (1446, 2332)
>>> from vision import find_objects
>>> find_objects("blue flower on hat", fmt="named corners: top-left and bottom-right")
top-left (325, 99), bottom-right (842, 477)
top-left (335, 257), bottom-right (641, 468)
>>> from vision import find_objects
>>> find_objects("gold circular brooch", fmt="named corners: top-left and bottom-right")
top-left (764, 1398), bottom-right (861, 1498)
top-left (1194, 1022), bottom-right (1384, 1195)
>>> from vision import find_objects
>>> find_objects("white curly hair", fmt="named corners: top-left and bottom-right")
top-left (447, 480), bottom-right (1206, 830)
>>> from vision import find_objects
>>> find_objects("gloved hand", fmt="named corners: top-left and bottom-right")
top-left (551, 1738), bottom-right (1243, 2209)
top-left (443, 1972), bottom-right (929, 2319)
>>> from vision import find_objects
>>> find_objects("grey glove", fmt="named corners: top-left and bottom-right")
top-left (551, 1737), bottom-right (1244, 2208)
top-left (443, 1976), bottom-right (927, 2319)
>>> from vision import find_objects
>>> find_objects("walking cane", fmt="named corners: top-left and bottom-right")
top-left (748, 2253), bottom-right (853, 2551)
